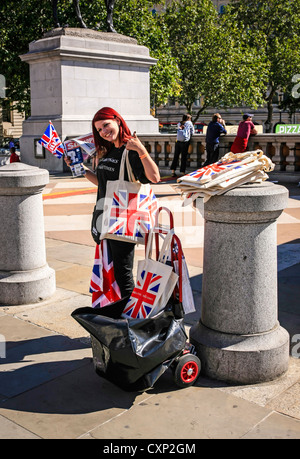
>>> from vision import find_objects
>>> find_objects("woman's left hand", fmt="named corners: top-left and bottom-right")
top-left (126, 132), bottom-right (144, 154)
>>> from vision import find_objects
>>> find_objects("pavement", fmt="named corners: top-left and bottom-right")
top-left (0, 170), bottom-right (300, 440)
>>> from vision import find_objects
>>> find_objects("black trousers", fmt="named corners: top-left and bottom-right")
top-left (170, 141), bottom-right (189, 173)
top-left (107, 239), bottom-right (135, 298)
top-left (203, 143), bottom-right (220, 167)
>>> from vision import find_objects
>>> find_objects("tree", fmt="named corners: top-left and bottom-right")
top-left (163, 0), bottom-right (268, 123)
top-left (228, 0), bottom-right (300, 131)
top-left (110, 0), bottom-right (181, 113)
top-left (0, 0), bottom-right (53, 116)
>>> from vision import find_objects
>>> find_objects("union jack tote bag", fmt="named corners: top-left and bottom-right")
top-left (100, 150), bottom-right (158, 244)
top-left (122, 230), bottom-right (178, 319)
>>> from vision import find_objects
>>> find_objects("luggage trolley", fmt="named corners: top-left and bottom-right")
top-left (72, 207), bottom-right (201, 391)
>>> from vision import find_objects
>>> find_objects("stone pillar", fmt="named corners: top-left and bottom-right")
top-left (272, 143), bottom-right (282, 171)
top-left (190, 182), bottom-right (290, 384)
top-left (0, 163), bottom-right (56, 305)
top-left (285, 142), bottom-right (296, 172)
top-left (19, 28), bottom-right (159, 172)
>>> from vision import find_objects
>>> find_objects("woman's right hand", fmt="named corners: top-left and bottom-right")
top-left (64, 155), bottom-right (72, 167)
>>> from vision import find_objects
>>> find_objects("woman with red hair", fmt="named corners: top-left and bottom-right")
top-left (65, 107), bottom-right (160, 299)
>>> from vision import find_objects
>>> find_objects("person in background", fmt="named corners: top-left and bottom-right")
top-left (204, 113), bottom-right (227, 166)
top-left (231, 113), bottom-right (257, 154)
top-left (9, 147), bottom-right (20, 163)
top-left (170, 114), bottom-right (194, 177)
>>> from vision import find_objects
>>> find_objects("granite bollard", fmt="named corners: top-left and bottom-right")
top-left (0, 163), bottom-right (55, 305)
top-left (190, 182), bottom-right (290, 384)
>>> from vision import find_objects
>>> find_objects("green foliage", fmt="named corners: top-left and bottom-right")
top-left (228, 0), bottom-right (300, 126)
top-left (112, 0), bottom-right (181, 109)
top-left (1, 0), bottom-right (299, 126)
top-left (163, 0), bottom-right (268, 122)
top-left (0, 0), bottom-right (52, 115)
top-left (0, 0), bottom-right (179, 116)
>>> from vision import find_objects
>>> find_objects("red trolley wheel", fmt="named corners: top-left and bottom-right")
top-left (174, 354), bottom-right (201, 388)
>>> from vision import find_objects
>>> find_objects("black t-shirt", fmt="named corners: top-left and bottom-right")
top-left (96, 145), bottom-right (150, 201)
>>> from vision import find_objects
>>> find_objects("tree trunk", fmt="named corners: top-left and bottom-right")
top-left (266, 98), bottom-right (274, 133)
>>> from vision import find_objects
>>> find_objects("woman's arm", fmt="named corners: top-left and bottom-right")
top-left (126, 133), bottom-right (160, 183)
top-left (82, 164), bottom-right (98, 185)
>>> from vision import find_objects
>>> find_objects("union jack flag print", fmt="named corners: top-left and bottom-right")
top-left (122, 270), bottom-right (162, 319)
top-left (39, 122), bottom-right (65, 158)
top-left (90, 241), bottom-right (121, 308)
top-left (188, 160), bottom-right (242, 183)
top-left (108, 188), bottom-right (158, 239)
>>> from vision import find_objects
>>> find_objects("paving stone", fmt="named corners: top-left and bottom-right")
top-left (0, 364), bottom-right (149, 439)
top-left (0, 317), bottom-right (91, 397)
top-left (0, 414), bottom-right (40, 439)
top-left (266, 382), bottom-right (300, 420)
top-left (242, 412), bottom-right (300, 439)
top-left (83, 384), bottom-right (272, 440)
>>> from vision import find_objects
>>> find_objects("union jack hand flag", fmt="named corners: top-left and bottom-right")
top-left (122, 269), bottom-right (162, 319)
top-left (39, 121), bottom-right (65, 158)
top-left (108, 189), bottom-right (158, 239)
top-left (90, 241), bottom-right (121, 308)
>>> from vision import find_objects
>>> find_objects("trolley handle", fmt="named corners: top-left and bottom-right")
top-left (154, 206), bottom-right (174, 231)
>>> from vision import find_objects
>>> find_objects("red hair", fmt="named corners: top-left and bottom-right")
top-left (92, 107), bottom-right (132, 157)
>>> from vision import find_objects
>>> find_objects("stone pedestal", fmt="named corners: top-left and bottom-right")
top-left (190, 182), bottom-right (290, 384)
top-left (0, 163), bottom-right (56, 305)
top-left (19, 28), bottom-right (159, 171)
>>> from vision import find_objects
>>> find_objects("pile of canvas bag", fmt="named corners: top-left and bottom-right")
top-left (176, 150), bottom-right (275, 205)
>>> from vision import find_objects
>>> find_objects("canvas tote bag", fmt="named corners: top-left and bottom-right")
top-left (122, 229), bottom-right (178, 319)
top-left (100, 149), bottom-right (158, 244)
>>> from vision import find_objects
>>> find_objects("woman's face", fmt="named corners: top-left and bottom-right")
top-left (94, 118), bottom-right (120, 146)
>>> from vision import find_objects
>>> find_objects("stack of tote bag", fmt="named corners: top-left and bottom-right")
top-left (122, 229), bottom-right (179, 319)
top-left (176, 150), bottom-right (275, 205)
top-left (122, 207), bottom-right (196, 320)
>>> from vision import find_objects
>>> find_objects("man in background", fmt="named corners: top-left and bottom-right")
top-left (204, 113), bottom-right (227, 166)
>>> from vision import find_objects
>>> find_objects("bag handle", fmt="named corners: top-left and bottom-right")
top-left (119, 149), bottom-right (138, 183)
top-left (145, 228), bottom-right (154, 260)
top-left (158, 230), bottom-right (174, 264)
top-left (125, 150), bottom-right (138, 183)
top-left (118, 149), bottom-right (127, 180)
top-left (145, 228), bottom-right (174, 265)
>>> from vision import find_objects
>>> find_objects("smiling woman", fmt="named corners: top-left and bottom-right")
top-left (64, 106), bottom-right (160, 300)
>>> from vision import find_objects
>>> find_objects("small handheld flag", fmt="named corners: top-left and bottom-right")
top-left (39, 121), bottom-right (65, 158)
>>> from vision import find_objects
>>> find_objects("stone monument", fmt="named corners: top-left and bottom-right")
top-left (19, 28), bottom-right (159, 171)
top-left (190, 182), bottom-right (290, 384)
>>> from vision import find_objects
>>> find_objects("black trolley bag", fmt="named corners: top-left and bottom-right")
top-left (71, 207), bottom-right (200, 391)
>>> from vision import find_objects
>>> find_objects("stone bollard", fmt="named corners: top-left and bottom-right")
top-left (190, 182), bottom-right (290, 384)
top-left (0, 163), bottom-right (56, 305)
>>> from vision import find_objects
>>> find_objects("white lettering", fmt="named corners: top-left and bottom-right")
top-left (292, 74), bottom-right (300, 99)
top-left (291, 334), bottom-right (300, 358)
top-left (0, 334), bottom-right (6, 358)
top-left (103, 444), bottom-right (138, 456)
